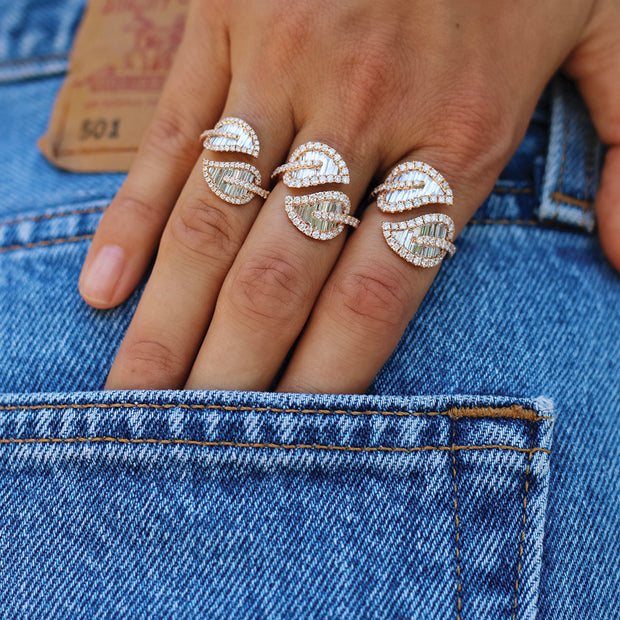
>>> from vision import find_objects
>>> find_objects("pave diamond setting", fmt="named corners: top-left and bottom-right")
top-left (372, 161), bottom-right (454, 213)
top-left (200, 117), bottom-right (260, 158)
top-left (382, 213), bottom-right (456, 267)
top-left (285, 191), bottom-right (359, 240)
top-left (202, 160), bottom-right (269, 205)
top-left (272, 142), bottom-right (350, 188)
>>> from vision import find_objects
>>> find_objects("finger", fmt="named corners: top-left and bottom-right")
top-left (79, 8), bottom-right (230, 309)
top-left (277, 152), bottom-right (495, 394)
top-left (563, 0), bottom-right (620, 270)
top-left (105, 95), bottom-right (295, 390)
top-left (596, 145), bottom-right (620, 271)
top-left (184, 133), bottom-right (379, 391)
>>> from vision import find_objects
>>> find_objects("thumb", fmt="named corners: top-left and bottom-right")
top-left (563, 0), bottom-right (620, 271)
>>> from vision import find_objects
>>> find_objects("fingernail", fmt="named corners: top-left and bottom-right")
top-left (80, 244), bottom-right (125, 305)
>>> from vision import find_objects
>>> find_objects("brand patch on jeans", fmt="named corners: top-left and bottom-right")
top-left (38, 0), bottom-right (189, 172)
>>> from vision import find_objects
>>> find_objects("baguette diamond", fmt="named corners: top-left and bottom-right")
top-left (372, 161), bottom-right (454, 213)
top-left (382, 213), bottom-right (456, 267)
top-left (200, 117), bottom-right (260, 158)
top-left (272, 142), bottom-right (350, 188)
top-left (285, 191), bottom-right (359, 240)
top-left (203, 160), bottom-right (269, 205)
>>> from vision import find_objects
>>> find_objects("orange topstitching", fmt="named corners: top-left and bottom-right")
top-left (511, 420), bottom-right (535, 619)
top-left (451, 420), bottom-right (463, 620)
top-left (0, 436), bottom-right (550, 455)
top-left (0, 402), bottom-right (552, 421)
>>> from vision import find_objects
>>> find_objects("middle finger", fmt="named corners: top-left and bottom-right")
top-left (185, 128), bottom-right (377, 391)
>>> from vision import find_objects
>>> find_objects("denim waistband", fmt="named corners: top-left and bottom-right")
top-left (0, 0), bottom-right (605, 233)
top-left (0, 0), bottom-right (84, 81)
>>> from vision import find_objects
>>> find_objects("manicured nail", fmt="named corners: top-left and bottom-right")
top-left (80, 244), bottom-right (125, 305)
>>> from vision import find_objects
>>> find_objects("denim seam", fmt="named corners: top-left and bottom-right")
top-left (548, 192), bottom-right (593, 211)
top-left (511, 421), bottom-right (535, 619)
top-left (0, 403), bottom-right (552, 421)
top-left (0, 234), bottom-right (93, 254)
top-left (0, 205), bottom-right (108, 227)
top-left (552, 102), bottom-right (571, 220)
top-left (451, 420), bottom-right (463, 620)
top-left (0, 53), bottom-right (67, 69)
top-left (0, 437), bottom-right (550, 454)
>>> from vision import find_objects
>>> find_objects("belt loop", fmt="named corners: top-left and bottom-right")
top-left (538, 74), bottom-right (604, 233)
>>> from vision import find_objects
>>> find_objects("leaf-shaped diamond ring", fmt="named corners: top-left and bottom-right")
top-left (202, 161), bottom-right (270, 205)
top-left (272, 142), bottom-right (350, 188)
top-left (382, 213), bottom-right (456, 267)
top-left (285, 191), bottom-right (360, 240)
top-left (200, 117), bottom-right (270, 204)
top-left (371, 161), bottom-right (453, 213)
top-left (200, 117), bottom-right (260, 158)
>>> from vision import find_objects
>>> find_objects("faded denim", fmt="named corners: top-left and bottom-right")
top-left (0, 1), bottom-right (619, 618)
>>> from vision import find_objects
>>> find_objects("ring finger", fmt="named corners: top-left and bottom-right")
top-left (276, 151), bottom-right (496, 394)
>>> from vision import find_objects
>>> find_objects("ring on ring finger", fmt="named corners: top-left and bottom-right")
top-left (372, 160), bottom-right (456, 267)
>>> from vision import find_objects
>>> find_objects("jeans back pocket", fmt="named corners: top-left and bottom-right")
top-left (0, 389), bottom-right (554, 619)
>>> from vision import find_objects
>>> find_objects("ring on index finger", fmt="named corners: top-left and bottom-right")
top-left (201, 117), bottom-right (271, 205)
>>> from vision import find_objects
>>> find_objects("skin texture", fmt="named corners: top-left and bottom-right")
top-left (78, 0), bottom-right (620, 394)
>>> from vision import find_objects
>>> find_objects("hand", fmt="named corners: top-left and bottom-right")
top-left (78, 0), bottom-right (620, 393)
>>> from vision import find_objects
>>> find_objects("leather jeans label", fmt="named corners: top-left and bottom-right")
top-left (38, 0), bottom-right (189, 172)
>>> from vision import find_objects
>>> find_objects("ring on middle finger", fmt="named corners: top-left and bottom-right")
top-left (273, 141), bottom-right (358, 240)
top-left (285, 191), bottom-right (360, 240)
top-left (271, 141), bottom-right (351, 187)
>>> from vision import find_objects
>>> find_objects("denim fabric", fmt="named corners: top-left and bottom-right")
top-left (538, 76), bottom-right (603, 233)
top-left (0, 391), bottom-right (553, 619)
top-left (1, 1), bottom-right (619, 619)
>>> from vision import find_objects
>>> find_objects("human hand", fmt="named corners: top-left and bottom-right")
top-left (78, 0), bottom-right (620, 393)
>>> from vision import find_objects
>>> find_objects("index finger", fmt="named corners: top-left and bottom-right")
top-left (79, 8), bottom-right (230, 308)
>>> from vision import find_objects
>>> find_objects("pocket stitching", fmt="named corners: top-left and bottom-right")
top-left (511, 421), bottom-right (535, 620)
top-left (451, 419), bottom-right (464, 620)
top-left (0, 234), bottom-right (92, 255)
top-left (0, 436), bottom-right (550, 455)
top-left (0, 402), bottom-right (552, 421)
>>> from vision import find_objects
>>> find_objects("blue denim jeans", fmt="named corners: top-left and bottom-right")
top-left (1, 2), bottom-right (619, 618)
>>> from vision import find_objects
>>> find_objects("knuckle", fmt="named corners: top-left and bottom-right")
top-left (328, 45), bottom-right (404, 164)
top-left (142, 108), bottom-right (199, 162)
top-left (227, 251), bottom-right (312, 325)
top-left (331, 266), bottom-right (411, 333)
top-left (107, 193), bottom-right (165, 229)
top-left (166, 196), bottom-right (241, 262)
top-left (347, 38), bottom-right (402, 107)
top-left (118, 337), bottom-right (184, 383)
top-left (432, 81), bottom-right (516, 178)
